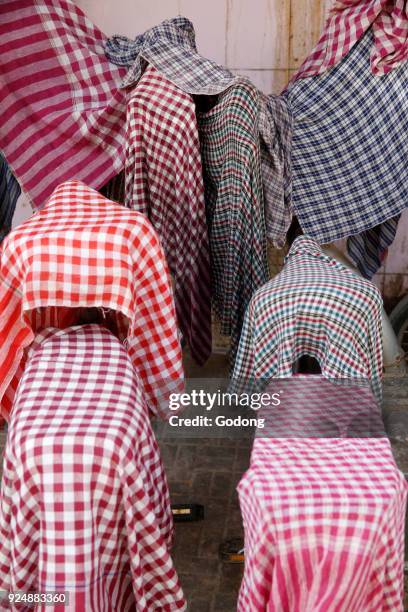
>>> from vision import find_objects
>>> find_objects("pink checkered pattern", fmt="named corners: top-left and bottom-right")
top-left (0, 0), bottom-right (127, 209)
top-left (257, 375), bottom-right (385, 438)
top-left (0, 180), bottom-right (184, 420)
top-left (125, 65), bottom-right (212, 365)
top-left (292, 0), bottom-right (408, 81)
top-left (0, 324), bottom-right (186, 611)
top-left (238, 380), bottom-right (407, 611)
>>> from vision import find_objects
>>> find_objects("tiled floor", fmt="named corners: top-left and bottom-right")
top-left (0, 373), bottom-right (407, 611)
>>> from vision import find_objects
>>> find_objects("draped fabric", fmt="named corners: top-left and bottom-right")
top-left (125, 65), bottom-right (212, 364)
top-left (239, 429), bottom-right (407, 611)
top-left (232, 236), bottom-right (383, 403)
top-left (347, 216), bottom-right (400, 278)
top-left (0, 325), bottom-right (186, 611)
top-left (106, 17), bottom-right (289, 259)
top-left (0, 0), bottom-right (127, 209)
top-left (105, 16), bottom-right (237, 94)
top-left (197, 79), bottom-right (269, 361)
top-left (0, 181), bottom-right (183, 420)
top-left (285, 30), bottom-right (408, 254)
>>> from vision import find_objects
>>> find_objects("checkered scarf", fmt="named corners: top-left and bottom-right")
top-left (285, 29), bottom-right (408, 252)
top-left (0, 181), bottom-right (184, 420)
top-left (105, 16), bottom-right (237, 95)
top-left (0, 324), bottom-right (186, 611)
top-left (238, 415), bottom-right (407, 610)
top-left (197, 79), bottom-right (269, 361)
top-left (0, 152), bottom-right (20, 243)
top-left (0, 0), bottom-right (127, 209)
top-left (232, 236), bottom-right (383, 403)
top-left (125, 65), bottom-right (212, 365)
top-left (293, 0), bottom-right (408, 81)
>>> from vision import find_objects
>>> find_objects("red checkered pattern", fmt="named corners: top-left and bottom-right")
top-left (125, 65), bottom-right (212, 365)
top-left (0, 324), bottom-right (186, 611)
top-left (292, 0), bottom-right (408, 81)
top-left (0, 180), bottom-right (183, 420)
top-left (0, 0), bottom-right (127, 209)
top-left (238, 379), bottom-right (407, 611)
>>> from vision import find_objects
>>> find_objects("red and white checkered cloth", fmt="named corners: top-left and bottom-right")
top-left (238, 379), bottom-right (407, 611)
top-left (0, 0), bottom-right (127, 209)
top-left (125, 65), bottom-right (212, 365)
top-left (293, 0), bottom-right (408, 81)
top-left (0, 324), bottom-right (186, 611)
top-left (0, 180), bottom-right (183, 420)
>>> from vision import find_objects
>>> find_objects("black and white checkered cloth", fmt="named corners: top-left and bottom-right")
top-left (0, 152), bottom-right (20, 244)
top-left (285, 28), bottom-right (408, 247)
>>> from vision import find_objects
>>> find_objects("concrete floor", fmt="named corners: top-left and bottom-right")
top-left (0, 363), bottom-right (407, 611)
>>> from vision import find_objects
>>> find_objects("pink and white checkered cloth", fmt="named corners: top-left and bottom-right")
top-left (125, 65), bottom-right (212, 365)
top-left (238, 379), bottom-right (407, 611)
top-left (293, 0), bottom-right (408, 81)
top-left (0, 0), bottom-right (127, 209)
top-left (0, 324), bottom-right (185, 611)
top-left (256, 376), bottom-right (385, 438)
top-left (0, 180), bottom-right (183, 420)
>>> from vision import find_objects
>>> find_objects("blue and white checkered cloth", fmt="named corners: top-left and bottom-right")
top-left (285, 28), bottom-right (408, 248)
top-left (348, 216), bottom-right (400, 279)
top-left (105, 16), bottom-right (236, 95)
top-left (0, 152), bottom-right (21, 244)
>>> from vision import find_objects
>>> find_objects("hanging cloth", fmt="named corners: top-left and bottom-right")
top-left (0, 0), bottom-right (127, 209)
top-left (284, 29), bottom-right (408, 256)
top-left (293, 0), bottom-right (408, 81)
top-left (106, 17), bottom-right (288, 256)
top-left (197, 79), bottom-right (269, 362)
top-left (125, 65), bottom-right (212, 364)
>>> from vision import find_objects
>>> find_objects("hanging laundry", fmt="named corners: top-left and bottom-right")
top-left (293, 0), bottom-right (408, 80)
top-left (0, 181), bottom-right (183, 420)
top-left (106, 17), bottom-right (287, 257)
top-left (238, 379), bottom-right (407, 611)
top-left (197, 79), bottom-right (269, 361)
top-left (105, 16), bottom-right (237, 95)
top-left (0, 324), bottom-right (186, 611)
top-left (125, 65), bottom-right (211, 365)
top-left (348, 215), bottom-right (401, 278)
top-left (0, 152), bottom-right (21, 243)
top-left (258, 95), bottom-right (293, 248)
top-left (232, 236), bottom-right (383, 403)
top-left (0, 0), bottom-right (127, 209)
top-left (285, 29), bottom-right (408, 259)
